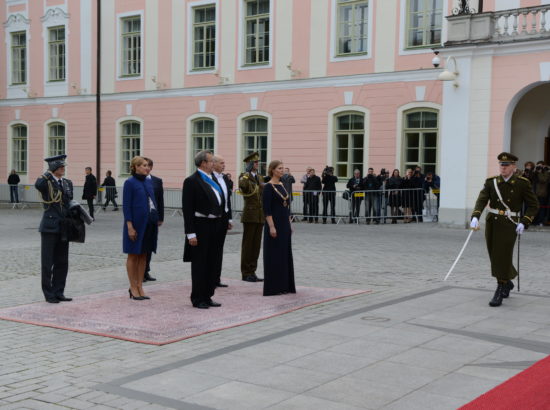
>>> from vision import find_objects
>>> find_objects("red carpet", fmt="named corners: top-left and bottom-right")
top-left (0, 279), bottom-right (368, 345)
top-left (460, 355), bottom-right (550, 410)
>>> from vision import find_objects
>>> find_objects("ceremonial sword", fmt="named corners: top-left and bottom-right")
top-left (444, 228), bottom-right (478, 281)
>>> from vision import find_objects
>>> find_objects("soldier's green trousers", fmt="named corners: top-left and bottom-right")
top-left (241, 222), bottom-right (263, 278)
top-left (485, 215), bottom-right (518, 281)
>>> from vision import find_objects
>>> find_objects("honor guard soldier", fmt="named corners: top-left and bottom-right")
top-left (239, 152), bottom-right (265, 282)
top-left (470, 152), bottom-right (539, 307)
top-left (35, 155), bottom-right (75, 303)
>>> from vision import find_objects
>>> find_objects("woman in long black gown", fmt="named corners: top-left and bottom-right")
top-left (263, 160), bottom-right (296, 296)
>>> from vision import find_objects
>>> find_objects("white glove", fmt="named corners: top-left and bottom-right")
top-left (516, 223), bottom-right (524, 235)
top-left (470, 217), bottom-right (479, 230)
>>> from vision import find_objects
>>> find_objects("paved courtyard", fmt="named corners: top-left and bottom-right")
top-left (0, 207), bottom-right (549, 409)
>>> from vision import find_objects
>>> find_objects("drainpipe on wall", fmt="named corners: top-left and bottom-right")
top-left (95, 0), bottom-right (101, 183)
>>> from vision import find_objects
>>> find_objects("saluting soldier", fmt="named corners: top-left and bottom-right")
top-left (470, 152), bottom-right (539, 307)
top-left (239, 152), bottom-right (265, 282)
top-left (35, 155), bottom-right (75, 303)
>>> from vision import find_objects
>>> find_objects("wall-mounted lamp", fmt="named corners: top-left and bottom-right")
top-left (438, 56), bottom-right (460, 88)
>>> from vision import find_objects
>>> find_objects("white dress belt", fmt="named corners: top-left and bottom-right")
top-left (487, 208), bottom-right (518, 217)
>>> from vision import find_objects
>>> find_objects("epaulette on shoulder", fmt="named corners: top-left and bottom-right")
top-left (239, 173), bottom-right (248, 180)
top-left (518, 176), bottom-right (530, 182)
top-left (486, 175), bottom-right (497, 181)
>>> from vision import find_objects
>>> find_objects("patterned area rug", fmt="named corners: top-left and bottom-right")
top-left (0, 280), bottom-right (368, 345)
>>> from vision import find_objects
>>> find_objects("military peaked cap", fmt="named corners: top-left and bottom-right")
top-left (497, 152), bottom-right (518, 165)
top-left (44, 154), bottom-right (67, 172)
top-left (243, 152), bottom-right (260, 163)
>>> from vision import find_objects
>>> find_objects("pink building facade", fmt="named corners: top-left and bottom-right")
top-left (1, 0), bottom-right (550, 225)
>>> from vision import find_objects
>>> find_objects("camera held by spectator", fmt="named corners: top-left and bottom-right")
top-left (322, 165), bottom-right (334, 177)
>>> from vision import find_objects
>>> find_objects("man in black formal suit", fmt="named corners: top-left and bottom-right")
top-left (143, 158), bottom-right (164, 282)
top-left (304, 168), bottom-right (322, 223)
top-left (82, 167), bottom-right (97, 220)
top-left (182, 151), bottom-right (225, 309)
top-left (35, 155), bottom-right (74, 303)
top-left (212, 154), bottom-right (233, 288)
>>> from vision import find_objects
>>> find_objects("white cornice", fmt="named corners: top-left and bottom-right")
top-left (436, 38), bottom-right (550, 58)
top-left (3, 13), bottom-right (30, 29)
top-left (0, 69), bottom-right (440, 107)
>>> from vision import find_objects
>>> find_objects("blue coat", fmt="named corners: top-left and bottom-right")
top-left (122, 176), bottom-right (157, 254)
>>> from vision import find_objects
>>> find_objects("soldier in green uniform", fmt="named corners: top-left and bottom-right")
top-left (239, 152), bottom-right (265, 282)
top-left (470, 152), bottom-right (539, 307)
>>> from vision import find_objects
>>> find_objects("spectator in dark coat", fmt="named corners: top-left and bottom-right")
top-left (347, 169), bottom-right (364, 223)
top-left (363, 168), bottom-right (381, 224)
top-left (387, 169), bottom-right (403, 224)
top-left (401, 169), bottom-right (414, 223)
top-left (101, 170), bottom-right (118, 210)
top-left (304, 168), bottom-right (322, 223)
top-left (321, 166), bottom-right (338, 224)
top-left (281, 168), bottom-right (296, 203)
top-left (411, 168), bottom-right (425, 222)
top-left (7, 169), bottom-right (20, 203)
top-left (143, 158), bottom-right (164, 282)
top-left (82, 167), bottom-right (97, 220)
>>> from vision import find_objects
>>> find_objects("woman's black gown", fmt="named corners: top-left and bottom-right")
top-left (262, 183), bottom-right (296, 296)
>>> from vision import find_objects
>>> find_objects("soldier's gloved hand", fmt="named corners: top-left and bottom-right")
top-left (516, 223), bottom-right (525, 235)
top-left (470, 217), bottom-right (479, 230)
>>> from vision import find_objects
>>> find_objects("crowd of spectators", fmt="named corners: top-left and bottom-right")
top-left (521, 161), bottom-right (550, 226)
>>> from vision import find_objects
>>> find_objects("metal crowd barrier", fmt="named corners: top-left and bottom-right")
top-left (0, 184), bottom-right (439, 224)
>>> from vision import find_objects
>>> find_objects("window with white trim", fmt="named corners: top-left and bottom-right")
top-left (403, 109), bottom-right (438, 173)
top-left (121, 121), bottom-right (141, 175)
top-left (48, 26), bottom-right (66, 81)
top-left (191, 118), bottom-right (215, 158)
top-left (48, 123), bottom-right (65, 157)
top-left (336, 0), bottom-right (368, 56)
top-left (243, 117), bottom-right (268, 175)
top-left (244, 0), bottom-right (270, 65)
top-left (406, 0), bottom-right (442, 48)
top-left (12, 124), bottom-right (27, 173)
top-left (334, 113), bottom-right (364, 178)
top-left (192, 5), bottom-right (216, 70)
top-left (11, 31), bottom-right (26, 84)
top-left (121, 16), bottom-right (141, 76)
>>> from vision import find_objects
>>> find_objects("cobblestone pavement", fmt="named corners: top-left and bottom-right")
top-left (0, 207), bottom-right (549, 409)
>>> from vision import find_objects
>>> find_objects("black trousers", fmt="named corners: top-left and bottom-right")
top-left (213, 214), bottom-right (229, 284)
top-left (190, 218), bottom-right (221, 305)
top-left (350, 197), bottom-right (363, 220)
top-left (41, 232), bottom-right (69, 300)
top-left (103, 197), bottom-right (118, 209)
top-left (322, 192), bottom-right (336, 222)
top-left (241, 222), bottom-right (263, 277)
top-left (86, 198), bottom-right (95, 218)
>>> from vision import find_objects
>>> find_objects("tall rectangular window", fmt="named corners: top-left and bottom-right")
top-left (406, 0), bottom-right (443, 48)
top-left (48, 26), bottom-right (66, 81)
top-left (121, 122), bottom-right (141, 174)
top-left (334, 113), bottom-right (364, 178)
top-left (243, 117), bottom-right (268, 175)
top-left (11, 31), bottom-right (26, 84)
top-left (121, 16), bottom-right (141, 76)
top-left (193, 6), bottom-right (216, 70)
top-left (192, 119), bottom-right (215, 158)
top-left (12, 125), bottom-right (28, 173)
top-left (337, 0), bottom-right (368, 56)
top-left (48, 123), bottom-right (66, 157)
top-left (403, 110), bottom-right (438, 173)
top-left (244, 0), bottom-right (270, 65)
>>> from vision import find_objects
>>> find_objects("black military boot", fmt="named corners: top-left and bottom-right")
top-left (501, 280), bottom-right (514, 298)
top-left (489, 283), bottom-right (505, 307)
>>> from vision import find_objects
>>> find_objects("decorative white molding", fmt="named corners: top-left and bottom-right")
top-left (15, 109), bottom-right (20, 120)
top-left (415, 86), bottom-right (426, 101)
top-left (250, 97), bottom-right (258, 110)
top-left (40, 7), bottom-right (70, 25)
top-left (126, 104), bottom-right (133, 116)
top-left (52, 107), bottom-right (59, 118)
top-left (540, 62), bottom-right (550, 81)
top-left (344, 91), bottom-right (353, 105)
top-left (3, 13), bottom-right (30, 29)
top-left (199, 100), bottom-right (207, 113)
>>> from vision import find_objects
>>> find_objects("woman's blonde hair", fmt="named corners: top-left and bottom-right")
top-left (130, 156), bottom-right (147, 175)
top-left (267, 160), bottom-right (283, 177)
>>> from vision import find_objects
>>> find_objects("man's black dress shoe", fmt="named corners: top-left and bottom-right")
top-left (243, 275), bottom-right (263, 282)
top-left (56, 295), bottom-right (73, 302)
top-left (144, 273), bottom-right (156, 282)
top-left (501, 280), bottom-right (514, 298)
top-left (194, 302), bottom-right (209, 309)
top-left (252, 275), bottom-right (264, 282)
top-left (46, 298), bottom-right (60, 303)
top-left (207, 300), bottom-right (222, 307)
top-left (217, 282), bottom-right (228, 288)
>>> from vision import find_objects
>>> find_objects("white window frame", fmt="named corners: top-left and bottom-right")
top-left (186, 113), bottom-right (218, 175)
top-left (187, 0), bottom-right (219, 74)
top-left (236, 110), bottom-right (272, 169)
top-left (237, 0), bottom-right (273, 70)
top-left (396, 102), bottom-right (441, 173)
top-left (10, 31), bottom-right (27, 85)
top-left (11, 123), bottom-right (28, 174)
top-left (116, 117), bottom-right (144, 178)
top-left (4, 13), bottom-right (30, 99)
top-left (45, 120), bottom-right (67, 158)
top-left (116, 11), bottom-right (144, 80)
top-left (47, 26), bottom-right (66, 82)
top-left (398, 0), bottom-right (448, 56)
top-left (41, 7), bottom-right (69, 97)
top-left (330, 0), bottom-right (373, 62)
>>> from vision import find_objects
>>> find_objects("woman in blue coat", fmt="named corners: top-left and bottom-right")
top-left (123, 156), bottom-right (159, 300)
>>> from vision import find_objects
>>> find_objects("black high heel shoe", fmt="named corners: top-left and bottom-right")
top-left (129, 289), bottom-right (144, 300)
top-left (140, 295), bottom-right (150, 300)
